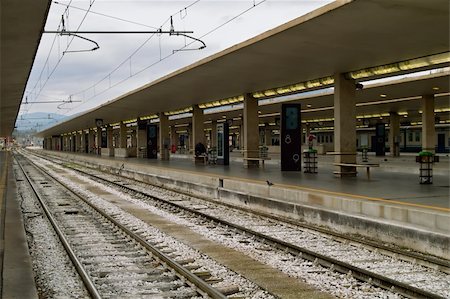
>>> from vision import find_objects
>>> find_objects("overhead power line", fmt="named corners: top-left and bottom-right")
top-left (59, 0), bottom-right (203, 114)
top-left (24, 0), bottom-right (97, 114)
top-left (62, 0), bottom-right (267, 116)
top-left (52, 1), bottom-right (160, 30)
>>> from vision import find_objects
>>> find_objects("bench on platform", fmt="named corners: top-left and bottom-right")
top-left (333, 163), bottom-right (379, 179)
top-left (243, 157), bottom-right (271, 168)
top-left (194, 154), bottom-right (208, 164)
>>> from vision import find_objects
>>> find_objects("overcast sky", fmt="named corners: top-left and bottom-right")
top-left (19, 0), bottom-right (332, 128)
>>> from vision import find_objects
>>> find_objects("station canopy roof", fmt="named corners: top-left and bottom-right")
top-left (38, 0), bottom-right (449, 137)
top-left (0, 0), bottom-right (51, 137)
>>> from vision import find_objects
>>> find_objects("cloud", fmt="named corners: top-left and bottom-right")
top-left (21, 0), bottom-right (333, 123)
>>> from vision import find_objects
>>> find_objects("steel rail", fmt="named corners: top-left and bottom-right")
top-left (14, 155), bottom-right (102, 299)
top-left (17, 152), bottom-right (227, 299)
top-left (26, 150), bottom-right (449, 298)
top-left (62, 160), bottom-right (446, 299)
top-left (36, 150), bottom-right (448, 272)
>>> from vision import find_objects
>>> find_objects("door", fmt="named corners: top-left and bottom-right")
top-left (437, 133), bottom-right (445, 153)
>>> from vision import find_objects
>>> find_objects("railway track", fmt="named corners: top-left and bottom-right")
top-left (27, 150), bottom-right (450, 299)
top-left (15, 153), bottom-right (233, 298)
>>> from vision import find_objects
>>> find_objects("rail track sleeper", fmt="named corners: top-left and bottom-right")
top-left (28, 151), bottom-right (450, 299)
top-left (17, 153), bottom-right (228, 299)
top-left (15, 156), bottom-right (102, 299)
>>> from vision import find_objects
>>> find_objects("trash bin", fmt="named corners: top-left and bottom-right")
top-left (416, 151), bottom-right (439, 184)
top-left (361, 147), bottom-right (368, 162)
top-left (303, 149), bottom-right (318, 173)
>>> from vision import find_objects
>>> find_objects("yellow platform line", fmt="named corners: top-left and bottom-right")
top-left (123, 160), bottom-right (450, 213)
top-left (46, 152), bottom-right (449, 214)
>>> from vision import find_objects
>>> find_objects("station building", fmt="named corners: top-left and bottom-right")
top-left (35, 1), bottom-right (449, 176)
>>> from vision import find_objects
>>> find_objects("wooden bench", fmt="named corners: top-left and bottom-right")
top-left (333, 163), bottom-right (379, 180)
top-left (243, 157), bottom-right (271, 168)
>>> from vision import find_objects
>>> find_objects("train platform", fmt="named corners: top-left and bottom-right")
top-left (36, 148), bottom-right (449, 260)
top-left (0, 151), bottom-right (38, 298)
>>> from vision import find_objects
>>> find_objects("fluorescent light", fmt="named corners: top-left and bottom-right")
top-left (349, 52), bottom-right (450, 79)
top-left (164, 107), bottom-right (193, 116)
top-left (252, 76), bottom-right (334, 99)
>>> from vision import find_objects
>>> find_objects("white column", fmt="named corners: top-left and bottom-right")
top-left (389, 112), bottom-right (400, 157)
top-left (136, 119), bottom-right (147, 158)
top-left (96, 128), bottom-right (102, 155)
top-left (159, 113), bottom-right (170, 160)
top-left (243, 93), bottom-right (259, 168)
top-left (210, 120), bottom-right (217, 149)
top-left (170, 125), bottom-right (177, 152)
top-left (334, 73), bottom-right (356, 176)
top-left (119, 122), bottom-right (127, 148)
top-left (192, 105), bottom-right (205, 149)
top-left (422, 94), bottom-right (435, 153)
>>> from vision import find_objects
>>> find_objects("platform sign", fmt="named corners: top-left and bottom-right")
top-left (281, 104), bottom-right (301, 171)
top-left (101, 130), bottom-right (107, 148)
top-left (375, 123), bottom-right (386, 156)
top-left (147, 124), bottom-right (158, 159)
top-left (217, 122), bottom-right (229, 165)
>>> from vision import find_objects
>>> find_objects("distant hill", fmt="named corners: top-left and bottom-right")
top-left (15, 112), bottom-right (67, 132)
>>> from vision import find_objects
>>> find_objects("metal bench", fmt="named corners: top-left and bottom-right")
top-left (194, 154), bottom-right (207, 164)
top-left (333, 163), bottom-right (379, 179)
top-left (243, 157), bottom-right (271, 168)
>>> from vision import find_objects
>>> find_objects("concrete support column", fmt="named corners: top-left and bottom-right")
top-left (192, 105), bottom-right (205, 150)
top-left (78, 132), bottom-right (83, 152)
top-left (107, 126), bottom-right (114, 156)
top-left (159, 113), bottom-right (170, 160)
top-left (239, 125), bottom-right (244, 150)
top-left (136, 119), bottom-right (147, 158)
top-left (210, 120), bottom-right (217, 149)
top-left (80, 132), bottom-right (86, 153)
top-left (188, 124), bottom-right (193, 153)
top-left (389, 112), bottom-right (400, 157)
top-left (243, 93), bottom-right (260, 168)
top-left (422, 95), bottom-right (435, 153)
top-left (119, 122), bottom-right (127, 148)
top-left (304, 123), bottom-right (311, 146)
top-left (264, 127), bottom-right (271, 146)
top-left (170, 125), bottom-right (177, 152)
top-left (334, 73), bottom-right (356, 176)
top-left (88, 129), bottom-right (95, 154)
top-left (96, 128), bottom-right (102, 155)
top-left (74, 133), bottom-right (78, 152)
top-left (131, 126), bottom-right (137, 148)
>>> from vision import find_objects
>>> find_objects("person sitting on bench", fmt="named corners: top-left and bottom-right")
top-left (194, 142), bottom-right (207, 163)
top-left (195, 142), bottom-right (206, 156)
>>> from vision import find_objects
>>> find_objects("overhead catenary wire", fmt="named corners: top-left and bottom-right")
top-left (52, 1), bottom-right (160, 30)
top-left (22, 0), bottom-right (97, 118)
top-left (61, 0), bottom-right (266, 116)
top-left (23, 0), bottom-right (202, 119)
top-left (60, 0), bottom-right (202, 114)
top-left (23, 0), bottom-right (73, 115)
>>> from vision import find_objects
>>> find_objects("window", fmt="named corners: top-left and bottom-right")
top-left (415, 132), bottom-right (421, 142)
top-left (408, 132), bottom-right (413, 142)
